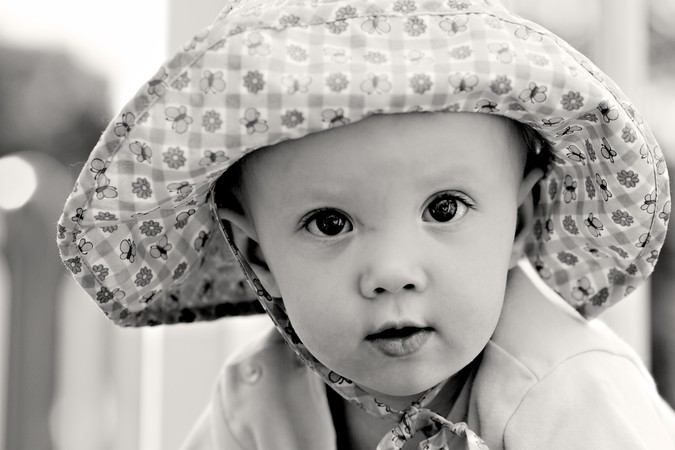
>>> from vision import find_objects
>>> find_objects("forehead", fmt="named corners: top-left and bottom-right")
top-left (241, 112), bottom-right (526, 195)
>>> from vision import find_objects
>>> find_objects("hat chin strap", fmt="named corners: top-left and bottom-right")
top-left (378, 402), bottom-right (488, 450)
top-left (209, 194), bottom-right (489, 449)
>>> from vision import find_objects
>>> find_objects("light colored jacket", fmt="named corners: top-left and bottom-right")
top-left (181, 266), bottom-right (675, 449)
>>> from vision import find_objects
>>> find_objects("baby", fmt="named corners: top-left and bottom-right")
top-left (57, 0), bottom-right (675, 448)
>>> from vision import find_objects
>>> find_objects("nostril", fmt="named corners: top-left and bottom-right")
top-left (362, 268), bottom-right (426, 297)
top-left (373, 284), bottom-right (415, 295)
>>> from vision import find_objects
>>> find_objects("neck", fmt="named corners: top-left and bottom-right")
top-left (330, 361), bottom-right (478, 450)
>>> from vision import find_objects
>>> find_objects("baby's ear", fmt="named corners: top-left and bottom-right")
top-left (216, 207), bottom-right (281, 298)
top-left (509, 168), bottom-right (545, 268)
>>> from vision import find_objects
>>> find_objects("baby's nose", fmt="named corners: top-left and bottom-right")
top-left (358, 239), bottom-right (428, 298)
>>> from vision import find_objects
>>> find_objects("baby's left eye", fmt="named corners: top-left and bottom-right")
top-left (422, 193), bottom-right (470, 223)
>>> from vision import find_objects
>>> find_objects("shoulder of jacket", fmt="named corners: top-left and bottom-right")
top-left (210, 326), bottom-right (333, 449)
top-left (468, 266), bottom-right (659, 445)
top-left (488, 264), bottom-right (647, 380)
top-left (220, 326), bottom-right (306, 392)
top-left (215, 326), bottom-right (316, 417)
top-left (500, 353), bottom-right (675, 449)
top-left (178, 326), bottom-right (314, 449)
top-left (474, 334), bottom-right (663, 447)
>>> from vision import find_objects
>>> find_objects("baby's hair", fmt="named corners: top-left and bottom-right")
top-left (513, 121), bottom-right (551, 206)
top-left (214, 116), bottom-right (551, 212)
top-left (215, 154), bottom-right (247, 213)
top-left (516, 121), bottom-right (551, 175)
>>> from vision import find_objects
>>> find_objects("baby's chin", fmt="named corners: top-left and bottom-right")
top-left (357, 377), bottom-right (446, 411)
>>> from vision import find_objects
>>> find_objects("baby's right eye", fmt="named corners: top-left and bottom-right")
top-left (303, 209), bottom-right (353, 237)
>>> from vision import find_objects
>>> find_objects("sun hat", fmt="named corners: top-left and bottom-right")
top-left (56, 0), bottom-right (669, 447)
top-left (57, 0), bottom-right (668, 326)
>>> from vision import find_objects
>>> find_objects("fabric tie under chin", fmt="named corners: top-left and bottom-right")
top-left (378, 404), bottom-right (488, 450)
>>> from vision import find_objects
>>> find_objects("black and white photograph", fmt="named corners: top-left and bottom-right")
top-left (1, 1), bottom-right (675, 449)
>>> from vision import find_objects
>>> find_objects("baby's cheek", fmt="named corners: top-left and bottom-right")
top-left (441, 270), bottom-right (506, 335)
top-left (283, 291), bottom-right (352, 351)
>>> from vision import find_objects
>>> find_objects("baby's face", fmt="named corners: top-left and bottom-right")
top-left (239, 112), bottom-right (529, 400)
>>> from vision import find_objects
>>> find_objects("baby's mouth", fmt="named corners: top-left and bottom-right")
top-left (366, 326), bottom-right (434, 357)
top-left (366, 326), bottom-right (428, 339)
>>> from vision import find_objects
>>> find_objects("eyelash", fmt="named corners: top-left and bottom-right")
top-left (300, 192), bottom-right (474, 238)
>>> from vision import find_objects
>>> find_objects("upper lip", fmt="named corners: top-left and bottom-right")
top-left (366, 321), bottom-right (432, 340)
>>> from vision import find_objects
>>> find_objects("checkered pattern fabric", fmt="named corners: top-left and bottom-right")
top-left (57, 0), bottom-right (668, 330)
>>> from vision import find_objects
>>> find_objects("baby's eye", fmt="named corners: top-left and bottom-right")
top-left (422, 193), bottom-right (470, 223)
top-left (304, 209), bottom-right (353, 237)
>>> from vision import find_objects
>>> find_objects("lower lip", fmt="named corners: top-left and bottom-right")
top-left (367, 329), bottom-right (433, 357)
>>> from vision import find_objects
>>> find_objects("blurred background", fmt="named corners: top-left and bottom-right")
top-left (0, 0), bottom-right (674, 449)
